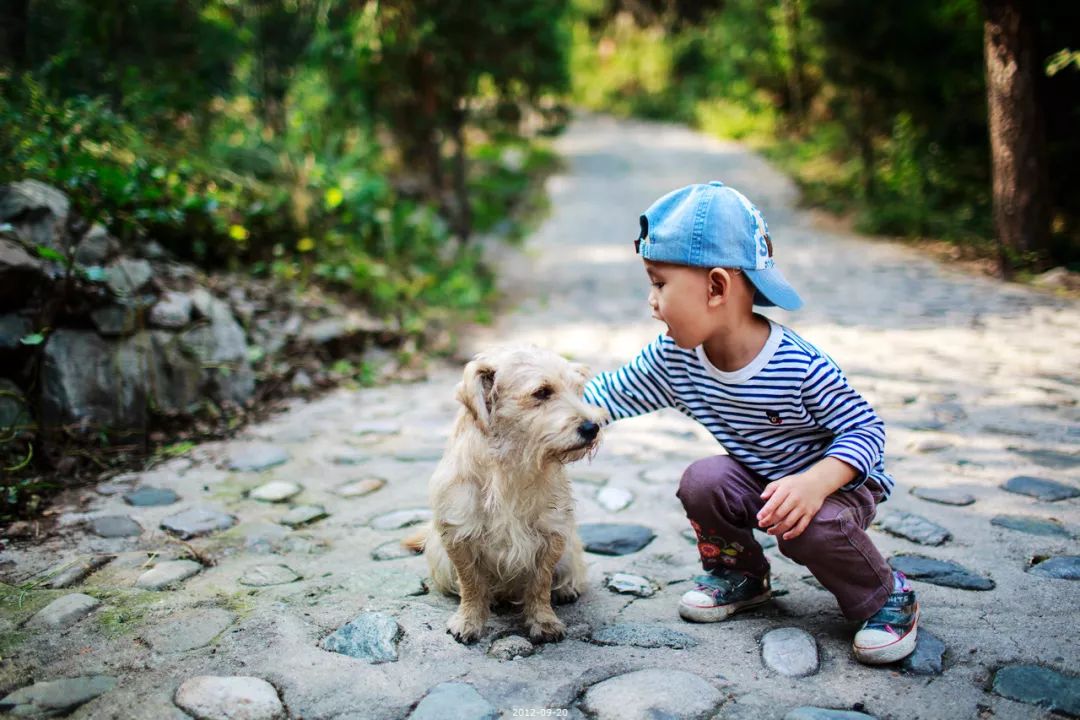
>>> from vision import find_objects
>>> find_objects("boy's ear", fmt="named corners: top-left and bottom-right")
top-left (706, 267), bottom-right (730, 304)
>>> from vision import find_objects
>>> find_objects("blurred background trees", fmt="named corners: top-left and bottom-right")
top-left (2, 0), bottom-right (1077, 283)
top-left (570, 0), bottom-right (1079, 276)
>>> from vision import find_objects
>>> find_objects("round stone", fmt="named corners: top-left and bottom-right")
top-left (991, 514), bottom-right (1071, 538)
top-left (239, 564), bottom-right (301, 587)
top-left (123, 487), bottom-right (179, 507)
top-left (1, 676), bottom-right (117, 717)
top-left (910, 487), bottom-right (975, 506)
top-left (785, 709), bottom-right (877, 720)
top-left (136, 560), bottom-right (202, 590)
top-left (992, 664), bottom-right (1080, 716)
top-left (336, 478), bottom-right (386, 497)
top-left (1001, 476), bottom-right (1080, 502)
top-left (370, 508), bottom-right (432, 530)
top-left (89, 515), bottom-right (143, 538)
top-left (579, 668), bottom-right (722, 720)
top-left (28, 593), bottom-right (100, 630)
top-left (407, 682), bottom-right (498, 720)
top-left (371, 540), bottom-right (418, 561)
top-left (579, 523), bottom-right (656, 556)
top-left (174, 676), bottom-right (284, 720)
top-left (761, 627), bottom-right (819, 678)
top-left (320, 612), bottom-right (402, 663)
top-left (590, 623), bottom-right (697, 649)
top-left (1027, 556), bottom-right (1080, 580)
top-left (279, 505), bottom-right (328, 528)
top-left (596, 486), bottom-right (634, 512)
top-left (604, 573), bottom-right (657, 597)
top-left (487, 635), bottom-right (535, 660)
top-left (875, 511), bottom-right (951, 546)
top-left (142, 608), bottom-right (237, 653)
top-left (228, 444), bottom-right (290, 472)
top-left (161, 507), bottom-right (236, 539)
top-left (249, 481), bottom-right (302, 503)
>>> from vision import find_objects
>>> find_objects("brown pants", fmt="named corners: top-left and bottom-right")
top-left (676, 455), bottom-right (894, 621)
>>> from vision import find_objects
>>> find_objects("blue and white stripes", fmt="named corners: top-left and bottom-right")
top-left (584, 322), bottom-right (894, 498)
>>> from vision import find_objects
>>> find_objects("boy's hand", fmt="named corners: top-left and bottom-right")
top-left (756, 458), bottom-right (859, 540)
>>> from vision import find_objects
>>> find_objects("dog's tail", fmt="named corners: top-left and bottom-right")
top-left (401, 522), bottom-right (430, 553)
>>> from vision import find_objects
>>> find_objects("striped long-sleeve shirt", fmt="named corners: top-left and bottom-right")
top-left (583, 320), bottom-right (894, 498)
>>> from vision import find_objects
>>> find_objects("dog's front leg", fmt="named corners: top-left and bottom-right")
top-left (441, 534), bottom-right (491, 644)
top-left (522, 533), bottom-right (567, 643)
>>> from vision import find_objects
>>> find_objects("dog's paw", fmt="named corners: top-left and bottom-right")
top-left (551, 587), bottom-right (580, 605)
top-left (446, 611), bottom-right (486, 644)
top-left (525, 614), bottom-right (566, 643)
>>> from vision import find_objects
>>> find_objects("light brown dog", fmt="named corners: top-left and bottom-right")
top-left (403, 346), bottom-right (607, 644)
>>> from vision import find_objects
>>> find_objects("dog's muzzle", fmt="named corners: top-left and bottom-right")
top-left (578, 421), bottom-right (600, 443)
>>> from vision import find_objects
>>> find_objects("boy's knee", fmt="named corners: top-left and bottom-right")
top-left (676, 456), bottom-right (741, 505)
top-left (776, 516), bottom-right (835, 560)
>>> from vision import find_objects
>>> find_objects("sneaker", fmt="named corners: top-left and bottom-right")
top-left (678, 569), bottom-right (772, 622)
top-left (853, 573), bottom-right (919, 664)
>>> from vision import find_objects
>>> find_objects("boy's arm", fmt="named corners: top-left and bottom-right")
top-left (799, 354), bottom-right (886, 492)
top-left (583, 335), bottom-right (675, 421)
top-left (757, 355), bottom-right (886, 540)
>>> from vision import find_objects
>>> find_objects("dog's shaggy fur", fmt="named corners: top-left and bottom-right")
top-left (402, 346), bottom-right (607, 644)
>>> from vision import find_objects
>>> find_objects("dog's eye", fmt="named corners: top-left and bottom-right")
top-left (532, 385), bottom-right (554, 401)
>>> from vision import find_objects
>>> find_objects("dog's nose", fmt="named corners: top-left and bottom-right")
top-left (578, 421), bottom-right (599, 441)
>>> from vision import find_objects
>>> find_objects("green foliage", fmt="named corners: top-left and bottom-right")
top-left (570, 0), bottom-right (1079, 269)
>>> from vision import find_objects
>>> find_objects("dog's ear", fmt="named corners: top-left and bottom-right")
top-left (570, 362), bottom-right (591, 382)
top-left (457, 358), bottom-right (497, 431)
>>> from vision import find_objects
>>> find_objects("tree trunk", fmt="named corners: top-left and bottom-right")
top-left (982, 0), bottom-right (1048, 277)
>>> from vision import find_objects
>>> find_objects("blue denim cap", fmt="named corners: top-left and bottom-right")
top-left (635, 181), bottom-right (804, 310)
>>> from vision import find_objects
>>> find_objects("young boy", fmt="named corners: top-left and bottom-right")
top-left (582, 181), bottom-right (918, 664)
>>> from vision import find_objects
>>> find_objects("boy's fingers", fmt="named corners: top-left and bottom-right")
top-left (760, 483), bottom-right (777, 500)
top-left (783, 515), bottom-right (812, 541)
top-left (757, 487), bottom-right (787, 523)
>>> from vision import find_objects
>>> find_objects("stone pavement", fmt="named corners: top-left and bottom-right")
top-left (1, 115), bottom-right (1078, 720)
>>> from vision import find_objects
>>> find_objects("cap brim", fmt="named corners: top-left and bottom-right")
top-left (745, 266), bottom-right (804, 311)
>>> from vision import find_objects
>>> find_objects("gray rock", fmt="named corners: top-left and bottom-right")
top-left (0, 314), bottom-right (32, 352)
top-left (142, 608), bottom-right (236, 653)
top-left (350, 420), bottom-right (401, 436)
top-left (875, 511), bottom-right (951, 546)
top-left (0, 675), bottom-right (116, 718)
top-left (320, 611), bottom-right (402, 663)
top-left (639, 464), bottom-right (685, 485)
top-left (123, 487), bottom-right (179, 507)
top-left (370, 508), bottom-right (432, 530)
top-left (105, 258), bottom-right (153, 297)
top-left (578, 668), bottom-right (723, 720)
top-left (179, 294), bottom-right (254, 403)
top-left (249, 481), bottom-right (302, 503)
top-left (0, 239), bottom-right (46, 306)
top-left (992, 664), bottom-right (1080, 717)
top-left (897, 629), bottom-right (945, 675)
top-left (28, 593), bottom-right (100, 630)
top-left (604, 572), bottom-right (657, 597)
top-left (1002, 475), bottom-right (1080, 501)
top-left (1009, 448), bottom-right (1080, 470)
top-left (1028, 556), bottom-right (1080, 580)
top-left (90, 302), bottom-right (141, 336)
top-left (336, 477), bottom-right (385, 497)
top-left (910, 487), bottom-right (975, 506)
top-left (239, 564), bottom-right (301, 587)
top-left (73, 224), bottom-right (119, 266)
top-left (590, 622), bottom-right (698, 649)
top-left (174, 676), bottom-right (284, 720)
top-left (149, 291), bottom-right (194, 329)
top-left (349, 567), bottom-right (427, 598)
top-left (596, 486), bottom-right (634, 512)
top-left (784, 708), bottom-right (877, 720)
top-left (372, 540), bottom-right (418, 561)
top-left (228, 444), bottom-right (290, 472)
top-left (761, 627), bottom-right (819, 677)
top-left (890, 554), bottom-right (995, 590)
top-left (89, 515), bottom-right (142, 538)
top-left (487, 635), bottom-right (535, 660)
top-left (992, 514), bottom-right (1071, 538)
top-left (910, 438), bottom-right (950, 453)
top-left (329, 449), bottom-right (367, 465)
top-left (161, 507), bottom-right (236, 539)
top-left (407, 683), bottom-right (499, 720)
top-left (46, 555), bottom-right (113, 589)
top-left (136, 560), bottom-right (202, 590)
top-left (39, 330), bottom-right (206, 433)
top-left (280, 505), bottom-right (327, 527)
top-left (579, 523), bottom-right (656, 556)
top-left (0, 180), bottom-right (70, 251)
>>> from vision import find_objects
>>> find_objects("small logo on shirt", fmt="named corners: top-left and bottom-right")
top-left (766, 410), bottom-right (782, 425)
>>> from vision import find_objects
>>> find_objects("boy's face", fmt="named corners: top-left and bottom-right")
top-left (643, 259), bottom-right (714, 349)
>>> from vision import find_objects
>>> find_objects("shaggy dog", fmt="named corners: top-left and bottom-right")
top-left (403, 346), bottom-right (607, 644)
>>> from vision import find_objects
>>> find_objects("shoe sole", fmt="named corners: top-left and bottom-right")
top-left (853, 606), bottom-right (920, 665)
top-left (678, 591), bottom-right (772, 623)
